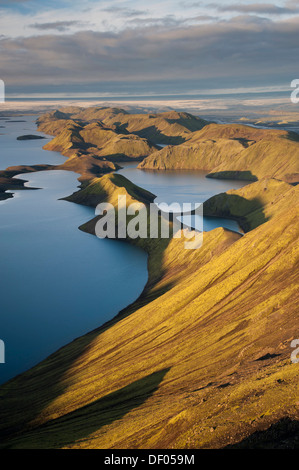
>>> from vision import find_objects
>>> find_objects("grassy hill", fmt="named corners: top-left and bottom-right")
top-left (64, 173), bottom-right (156, 208)
top-left (40, 121), bottom-right (157, 162)
top-left (139, 123), bottom-right (299, 183)
top-left (204, 178), bottom-right (299, 232)
top-left (38, 107), bottom-right (210, 146)
top-left (0, 174), bottom-right (298, 449)
top-left (34, 107), bottom-right (211, 181)
top-left (36, 110), bottom-right (163, 181)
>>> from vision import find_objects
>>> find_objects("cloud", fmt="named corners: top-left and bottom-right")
top-left (126, 14), bottom-right (214, 28)
top-left (180, 1), bottom-right (203, 7)
top-left (29, 21), bottom-right (91, 32)
top-left (126, 15), bottom-right (184, 27)
top-left (212, 2), bottom-right (299, 15)
top-left (1, 15), bottom-right (299, 93)
top-left (101, 7), bottom-right (148, 18)
top-left (0, 0), bottom-right (31, 3)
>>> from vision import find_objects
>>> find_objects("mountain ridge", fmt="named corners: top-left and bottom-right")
top-left (139, 123), bottom-right (299, 183)
top-left (0, 174), bottom-right (298, 449)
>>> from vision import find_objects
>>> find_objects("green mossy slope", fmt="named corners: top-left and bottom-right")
top-left (139, 124), bottom-right (299, 183)
top-left (37, 107), bottom-right (210, 146)
top-left (64, 173), bottom-right (156, 208)
top-left (0, 174), bottom-right (298, 449)
top-left (204, 178), bottom-right (299, 231)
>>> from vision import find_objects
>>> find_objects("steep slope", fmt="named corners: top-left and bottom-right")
top-left (95, 110), bottom-right (210, 144)
top-left (35, 115), bottom-right (158, 181)
top-left (38, 107), bottom-right (210, 145)
top-left (204, 178), bottom-right (299, 231)
top-left (42, 121), bottom-right (156, 162)
top-left (80, 123), bottom-right (157, 161)
top-left (139, 123), bottom-right (299, 183)
top-left (0, 175), bottom-right (298, 449)
top-left (64, 173), bottom-right (156, 208)
top-left (43, 122), bottom-right (86, 154)
top-left (35, 108), bottom-right (210, 181)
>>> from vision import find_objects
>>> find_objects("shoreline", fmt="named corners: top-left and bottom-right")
top-left (0, 108), bottom-right (298, 449)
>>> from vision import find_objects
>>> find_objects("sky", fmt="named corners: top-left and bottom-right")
top-left (0, 0), bottom-right (299, 98)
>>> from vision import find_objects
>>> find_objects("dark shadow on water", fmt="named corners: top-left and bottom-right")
top-left (1, 368), bottom-right (170, 449)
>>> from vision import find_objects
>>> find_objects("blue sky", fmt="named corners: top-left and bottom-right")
top-left (0, 0), bottom-right (299, 97)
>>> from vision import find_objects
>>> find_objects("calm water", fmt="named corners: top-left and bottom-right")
top-left (117, 164), bottom-right (247, 232)
top-left (0, 115), bottom-right (64, 168)
top-left (0, 116), bottom-right (247, 385)
top-left (0, 119), bottom-right (148, 385)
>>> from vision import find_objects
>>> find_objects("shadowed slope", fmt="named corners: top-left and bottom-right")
top-left (36, 110), bottom-right (159, 181)
top-left (70, 108), bottom-right (210, 144)
top-left (63, 173), bottom-right (156, 208)
top-left (139, 123), bottom-right (299, 183)
top-left (204, 178), bottom-right (299, 232)
top-left (42, 122), bottom-right (157, 162)
top-left (0, 184), bottom-right (298, 448)
top-left (225, 418), bottom-right (299, 449)
top-left (0, 119), bottom-right (298, 448)
top-left (37, 107), bottom-right (210, 146)
top-left (1, 369), bottom-right (169, 449)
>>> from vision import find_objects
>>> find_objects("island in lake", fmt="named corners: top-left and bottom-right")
top-left (0, 106), bottom-right (298, 449)
top-left (16, 134), bottom-right (46, 141)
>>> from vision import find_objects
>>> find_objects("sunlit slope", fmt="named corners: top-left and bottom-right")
top-left (35, 107), bottom-right (210, 180)
top-left (41, 121), bottom-right (156, 161)
top-left (36, 116), bottom-right (158, 180)
top-left (0, 174), bottom-right (298, 449)
top-left (38, 107), bottom-right (210, 145)
top-left (95, 110), bottom-right (210, 145)
top-left (204, 178), bottom-right (299, 231)
top-left (64, 173), bottom-right (156, 208)
top-left (139, 124), bottom-right (299, 183)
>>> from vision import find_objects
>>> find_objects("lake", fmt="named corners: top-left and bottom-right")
top-left (117, 163), bottom-right (246, 232)
top-left (0, 116), bottom-right (247, 384)
top-left (0, 115), bottom-right (63, 168)
top-left (0, 118), bottom-right (148, 384)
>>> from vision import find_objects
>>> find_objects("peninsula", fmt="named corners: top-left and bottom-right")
top-left (0, 107), bottom-right (298, 449)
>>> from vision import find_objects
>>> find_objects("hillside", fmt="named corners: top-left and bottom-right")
top-left (0, 175), bottom-right (33, 201)
top-left (35, 111), bottom-right (160, 181)
top-left (0, 174), bottom-right (298, 449)
top-left (40, 121), bottom-right (157, 162)
top-left (34, 107), bottom-right (211, 181)
top-left (139, 123), bottom-right (299, 183)
top-left (204, 178), bottom-right (299, 232)
top-left (64, 173), bottom-right (156, 208)
top-left (37, 107), bottom-right (210, 145)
